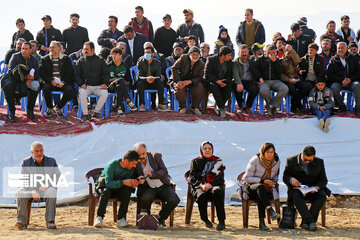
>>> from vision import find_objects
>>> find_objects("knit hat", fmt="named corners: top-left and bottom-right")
top-left (183, 9), bottom-right (194, 16)
top-left (218, 25), bottom-right (228, 35)
top-left (188, 46), bottom-right (200, 54)
top-left (298, 17), bottom-right (307, 26)
top-left (290, 23), bottom-right (300, 31)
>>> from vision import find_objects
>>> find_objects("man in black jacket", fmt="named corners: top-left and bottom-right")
top-left (40, 41), bottom-right (74, 118)
top-left (118, 25), bottom-right (148, 64)
top-left (11, 18), bottom-right (33, 49)
top-left (251, 44), bottom-right (288, 115)
top-left (75, 41), bottom-right (109, 121)
top-left (204, 46), bottom-right (233, 117)
top-left (327, 42), bottom-right (360, 116)
top-left (153, 14), bottom-right (177, 57)
top-left (97, 16), bottom-right (123, 50)
top-left (36, 15), bottom-right (64, 56)
top-left (287, 23), bottom-right (314, 58)
top-left (283, 145), bottom-right (330, 231)
top-left (62, 13), bottom-right (89, 55)
top-left (176, 9), bottom-right (204, 48)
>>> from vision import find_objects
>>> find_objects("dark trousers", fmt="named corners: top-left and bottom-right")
top-left (232, 81), bottom-right (259, 108)
top-left (137, 79), bottom-right (164, 105)
top-left (331, 81), bottom-right (360, 108)
top-left (97, 186), bottom-right (133, 220)
top-left (175, 82), bottom-right (206, 108)
top-left (43, 83), bottom-right (73, 109)
top-left (248, 184), bottom-right (273, 219)
top-left (290, 189), bottom-right (327, 224)
top-left (108, 79), bottom-right (131, 109)
top-left (2, 79), bottom-right (38, 113)
top-left (195, 186), bottom-right (225, 222)
top-left (206, 82), bottom-right (232, 109)
top-left (285, 80), bottom-right (314, 111)
top-left (138, 185), bottom-right (180, 220)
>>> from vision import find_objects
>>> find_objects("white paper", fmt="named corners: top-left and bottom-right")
top-left (54, 77), bottom-right (64, 86)
top-left (29, 68), bottom-right (35, 77)
top-left (294, 185), bottom-right (318, 196)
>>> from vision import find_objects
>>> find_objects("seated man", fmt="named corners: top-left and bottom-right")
top-left (251, 44), bottom-right (288, 115)
top-left (4, 38), bottom-right (25, 68)
top-left (15, 141), bottom-right (61, 230)
top-left (319, 20), bottom-right (343, 55)
top-left (94, 150), bottom-right (144, 228)
top-left (251, 43), bottom-right (264, 58)
top-left (232, 44), bottom-right (259, 114)
top-left (164, 42), bottom-right (184, 74)
top-left (134, 142), bottom-right (180, 227)
top-left (204, 46), bottom-right (233, 118)
top-left (29, 40), bottom-right (42, 66)
top-left (40, 41), bottom-right (74, 118)
top-left (183, 35), bottom-right (197, 54)
top-left (283, 145), bottom-right (331, 231)
top-left (1, 42), bottom-right (40, 121)
top-left (75, 41), bottom-right (109, 121)
top-left (319, 38), bottom-right (333, 71)
top-left (327, 42), bottom-right (360, 116)
top-left (199, 43), bottom-right (211, 63)
top-left (169, 46), bottom-right (206, 115)
top-left (136, 46), bottom-right (169, 111)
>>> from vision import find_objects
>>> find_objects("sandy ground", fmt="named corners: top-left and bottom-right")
top-left (1, 201), bottom-right (360, 240)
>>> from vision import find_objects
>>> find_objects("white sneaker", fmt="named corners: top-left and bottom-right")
top-left (117, 217), bottom-right (129, 228)
top-left (179, 107), bottom-right (187, 113)
top-left (191, 108), bottom-right (202, 115)
top-left (324, 119), bottom-right (330, 133)
top-left (318, 119), bottom-right (324, 130)
top-left (94, 216), bottom-right (103, 227)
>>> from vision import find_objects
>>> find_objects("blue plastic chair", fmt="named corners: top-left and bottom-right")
top-left (105, 92), bottom-right (130, 115)
top-left (340, 90), bottom-right (355, 111)
top-left (41, 91), bottom-right (73, 117)
top-left (230, 90), bottom-right (258, 113)
top-left (258, 91), bottom-right (290, 114)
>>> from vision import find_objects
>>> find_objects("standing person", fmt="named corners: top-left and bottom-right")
top-left (153, 14), bottom-right (177, 57)
top-left (134, 142), bottom-right (180, 227)
top-left (176, 9), bottom-right (205, 48)
top-left (235, 8), bottom-right (265, 47)
top-left (4, 38), bottom-right (25, 67)
top-left (242, 142), bottom-right (281, 231)
top-left (214, 25), bottom-right (234, 59)
top-left (298, 17), bottom-right (316, 42)
top-left (189, 141), bottom-right (226, 231)
top-left (309, 79), bottom-right (335, 132)
top-left (36, 15), bottom-right (64, 56)
top-left (62, 13), bottom-right (89, 55)
top-left (97, 16), bottom-right (123, 49)
top-left (129, 6), bottom-right (154, 42)
top-left (336, 15), bottom-right (357, 45)
top-left (10, 18), bottom-right (33, 49)
top-left (319, 20), bottom-right (343, 55)
top-left (283, 145), bottom-right (331, 231)
top-left (287, 23), bottom-right (313, 58)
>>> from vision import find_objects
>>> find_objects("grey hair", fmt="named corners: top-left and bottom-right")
top-left (50, 40), bottom-right (62, 49)
top-left (116, 42), bottom-right (127, 48)
top-left (31, 141), bottom-right (43, 152)
top-left (200, 42), bottom-right (210, 49)
top-left (143, 41), bottom-right (153, 48)
top-left (337, 42), bottom-right (347, 48)
top-left (134, 142), bottom-right (147, 151)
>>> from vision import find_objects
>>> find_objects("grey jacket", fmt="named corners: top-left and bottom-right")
top-left (308, 86), bottom-right (335, 110)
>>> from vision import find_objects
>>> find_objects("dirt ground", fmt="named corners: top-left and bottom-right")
top-left (1, 199), bottom-right (360, 240)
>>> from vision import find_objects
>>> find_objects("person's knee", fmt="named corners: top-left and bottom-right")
top-left (140, 193), bottom-right (154, 204)
top-left (168, 194), bottom-right (180, 207)
top-left (29, 81), bottom-right (40, 91)
top-left (330, 83), bottom-right (341, 91)
top-left (44, 187), bottom-right (57, 198)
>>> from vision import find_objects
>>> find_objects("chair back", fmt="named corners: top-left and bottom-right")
top-left (85, 168), bottom-right (104, 185)
top-left (0, 60), bottom-right (4, 73)
top-left (166, 66), bottom-right (172, 79)
top-left (184, 170), bottom-right (190, 184)
top-left (236, 171), bottom-right (245, 186)
top-left (130, 66), bottom-right (138, 84)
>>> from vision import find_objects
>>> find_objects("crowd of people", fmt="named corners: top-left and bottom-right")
top-left (1, 7), bottom-right (360, 130)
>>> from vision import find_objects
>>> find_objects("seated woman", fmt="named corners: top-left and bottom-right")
top-left (243, 142), bottom-right (281, 231)
top-left (189, 141), bottom-right (226, 230)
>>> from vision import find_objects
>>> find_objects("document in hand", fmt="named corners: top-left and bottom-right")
top-left (294, 185), bottom-right (318, 196)
top-left (54, 77), bottom-right (64, 86)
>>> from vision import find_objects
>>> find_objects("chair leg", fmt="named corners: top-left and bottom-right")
top-left (169, 208), bottom-right (175, 227)
top-left (185, 196), bottom-right (194, 224)
top-left (211, 201), bottom-right (215, 223)
top-left (136, 198), bottom-right (141, 226)
top-left (321, 203), bottom-right (326, 227)
top-left (26, 200), bottom-right (32, 225)
top-left (112, 201), bottom-right (118, 222)
top-left (267, 208), bottom-right (271, 224)
top-left (275, 199), bottom-right (281, 223)
top-left (242, 200), bottom-right (249, 228)
top-left (88, 196), bottom-right (96, 226)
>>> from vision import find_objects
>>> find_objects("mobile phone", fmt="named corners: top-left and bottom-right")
top-left (138, 175), bottom-right (150, 180)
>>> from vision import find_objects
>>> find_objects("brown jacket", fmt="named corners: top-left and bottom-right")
top-left (280, 49), bottom-right (301, 82)
top-left (169, 54), bottom-right (204, 87)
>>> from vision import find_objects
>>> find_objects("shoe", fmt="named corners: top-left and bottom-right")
top-left (26, 111), bottom-right (37, 121)
top-left (139, 104), bottom-right (145, 112)
top-left (45, 108), bottom-right (53, 118)
top-left (116, 217), bottom-right (129, 228)
top-left (80, 115), bottom-right (90, 122)
top-left (324, 119), bottom-right (330, 133)
top-left (191, 108), bottom-right (202, 115)
top-left (8, 112), bottom-right (15, 122)
top-left (127, 101), bottom-right (137, 111)
top-left (72, 104), bottom-right (78, 109)
top-left (15, 221), bottom-right (27, 230)
top-left (259, 218), bottom-right (270, 231)
top-left (54, 107), bottom-right (64, 117)
top-left (243, 106), bottom-right (252, 114)
top-left (158, 217), bottom-right (166, 228)
top-left (318, 119), bottom-right (325, 130)
top-left (158, 104), bottom-right (170, 112)
top-left (308, 222), bottom-right (318, 231)
top-left (219, 108), bottom-right (226, 118)
top-left (268, 207), bottom-right (281, 221)
top-left (179, 107), bottom-right (187, 113)
top-left (213, 104), bottom-right (219, 115)
top-left (202, 219), bottom-right (213, 228)
top-left (46, 221), bottom-right (56, 229)
top-left (271, 106), bottom-right (277, 115)
top-left (216, 221), bottom-right (225, 231)
top-left (117, 109), bottom-right (125, 117)
top-left (94, 216), bottom-right (103, 228)
top-left (93, 112), bottom-right (102, 120)
top-left (266, 105), bottom-right (273, 116)
top-left (300, 222), bottom-right (309, 230)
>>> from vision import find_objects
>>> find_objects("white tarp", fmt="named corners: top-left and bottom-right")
top-left (0, 117), bottom-right (359, 206)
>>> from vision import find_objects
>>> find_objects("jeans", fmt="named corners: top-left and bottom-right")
top-left (314, 108), bottom-right (331, 121)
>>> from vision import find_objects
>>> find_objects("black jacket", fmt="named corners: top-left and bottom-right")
top-left (75, 55), bottom-right (109, 86)
top-left (287, 33), bottom-right (314, 58)
top-left (36, 26), bottom-right (64, 56)
top-left (117, 33), bottom-right (148, 64)
top-left (4, 49), bottom-right (17, 65)
top-left (40, 54), bottom-right (74, 86)
top-left (136, 56), bottom-right (161, 83)
top-left (11, 29), bottom-right (34, 49)
top-left (204, 55), bottom-right (233, 85)
top-left (97, 28), bottom-right (123, 49)
top-left (251, 55), bottom-right (283, 81)
top-left (283, 154), bottom-right (331, 199)
top-left (176, 22), bottom-right (204, 47)
top-left (62, 25), bottom-right (89, 54)
top-left (153, 26), bottom-right (177, 57)
top-left (298, 54), bottom-right (325, 81)
top-left (327, 52), bottom-right (360, 84)
top-left (235, 19), bottom-right (265, 46)
top-left (300, 25), bottom-right (316, 42)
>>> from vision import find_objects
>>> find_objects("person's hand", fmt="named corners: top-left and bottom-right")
top-left (25, 79), bottom-right (32, 87)
top-left (216, 79), bottom-right (227, 87)
top-left (285, 44), bottom-right (293, 52)
top-left (32, 190), bottom-right (41, 201)
top-left (138, 178), bottom-right (145, 184)
top-left (40, 45), bottom-right (49, 52)
top-left (201, 183), bottom-right (213, 192)
top-left (236, 84), bottom-right (244, 92)
top-left (100, 84), bottom-right (107, 89)
top-left (348, 36), bottom-right (354, 42)
top-left (287, 34), bottom-right (292, 41)
top-left (51, 80), bottom-right (57, 87)
top-left (57, 81), bottom-right (65, 88)
top-left (39, 187), bottom-right (47, 192)
top-left (319, 106), bottom-right (325, 112)
top-left (310, 186), bottom-right (320, 193)
top-left (131, 179), bottom-right (140, 187)
top-left (259, 78), bottom-right (264, 84)
top-left (25, 74), bottom-right (34, 81)
top-left (147, 77), bottom-right (155, 84)
top-left (342, 78), bottom-right (351, 87)
top-left (299, 70), bottom-right (306, 75)
top-left (264, 180), bottom-right (276, 187)
top-left (81, 84), bottom-right (87, 89)
top-left (291, 178), bottom-right (301, 187)
top-left (123, 179), bottom-right (139, 187)
top-left (143, 167), bottom-right (152, 177)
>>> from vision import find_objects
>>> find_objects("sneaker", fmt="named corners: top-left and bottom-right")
top-left (158, 104), bottom-right (170, 112)
top-left (8, 111), bottom-right (16, 122)
top-left (266, 105), bottom-right (273, 116)
top-left (116, 217), bottom-right (129, 228)
top-left (94, 216), bottom-right (103, 228)
top-left (93, 112), bottom-right (102, 120)
top-left (216, 221), bottom-right (225, 231)
top-left (45, 108), bottom-right (53, 118)
top-left (54, 107), bottom-right (64, 117)
top-left (318, 119), bottom-right (325, 130)
top-left (202, 219), bottom-right (213, 228)
top-left (127, 101), bottom-right (137, 111)
top-left (308, 222), bottom-right (318, 231)
top-left (158, 217), bottom-right (166, 228)
top-left (191, 108), bottom-right (202, 115)
top-left (219, 108), bottom-right (226, 118)
top-left (80, 114), bottom-right (90, 122)
top-left (117, 109), bottom-right (125, 117)
top-left (15, 221), bottom-right (27, 230)
top-left (179, 107), bottom-right (187, 114)
top-left (324, 119), bottom-right (330, 133)
top-left (139, 104), bottom-right (145, 112)
top-left (46, 221), bottom-right (57, 229)
top-left (271, 106), bottom-right (277, 115)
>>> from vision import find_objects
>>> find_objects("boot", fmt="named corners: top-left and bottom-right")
top-left (268, 207), bottom-right (281, 221)
top-left (259, 218), bottom-right (270, 231)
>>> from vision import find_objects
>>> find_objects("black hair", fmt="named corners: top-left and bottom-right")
top-left (111, 47), bottom-right (123, 55)
top-left (135, 6), bottom-right (144, 12)
top-left (218, 46), bottom-right (232, 57)
top-left (302, 145), bottom-right (316, 157)
top-left (123, 150), bottom-right (140, 162)
top-left (123, 25), bottom-right (133, 34)
top-left (70, 13), bottom-right (80, 19)
top-left (16, 18), bottom-right (25, 25)
top-left (84, 41), bottom-right (95, 50)
top-left (144, 46), bottom-right (154, 53)
top-left (109, 15), bottom-right (118, 24)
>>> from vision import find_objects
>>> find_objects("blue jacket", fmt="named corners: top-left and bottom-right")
top-left (117, 33), bottom-right (148, 64)
top-left (235, 19), bottom-right (265, 46)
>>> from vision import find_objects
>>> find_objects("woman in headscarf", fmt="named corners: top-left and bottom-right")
top-left (189, 141), bottom-right (226, 230)
top-left (243, 142), bottom-right (281, 231)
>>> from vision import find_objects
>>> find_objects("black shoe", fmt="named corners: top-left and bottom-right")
top-left (268, 207), bottom-right (281, 221)
top-left (54, 107), bottom-right (64, 117)
top-left (27, 111), bottom-right (37, 121)
top-left (308, 222), bottom-right (318, 231)
top-left (93, 112), bottom-right (102, 120)
top-left (80, 115), bottom-right (89, 122)
top-left (216, 221), bottom-right (225, 231)
top-left (271, 106), bottom-right (277, 115)
top-left (158, 217), bottom-right (166, 228)
top-left (259, 221), bottom-right (270, 231)
top-left (266, 106), bottom-right (273, 116)
top-left (243, 106), bottom-right (252, 114)
top-left (202, 219), bottom-right (213, 228)
top-left (8, 112), bottom-right (15, 122)
top-left (300, 222), bottom-right (309, 230)
top-left (45, 108), bottom-right (53, 118)
top-left (355, 107), bottom-right (360, 117)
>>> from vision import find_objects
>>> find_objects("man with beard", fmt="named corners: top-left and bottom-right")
top-left (320, 20), bottom-right (343, 55)
top-left (319, 38), bottom-right (333, 71)
top-left (62, 13), bottom-right (89, 54)
top-left (176, 9), bottom-right (204, 48)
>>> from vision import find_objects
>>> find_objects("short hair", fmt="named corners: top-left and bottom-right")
top-left (188, 35), bottom-right (196, 41)
top-left (218, 46), bottom-right (232, 56)
top-left (239, 44), bottom-right (249, 51)
top-left (16, 18), bottom-right (25, 25)
top-left (22, 42), bottom-right (31, 48)
top-left (200, 42), bottom-right (210, 49)
top-left (70, 13), bottom-right (80, 19)
top-left (123, 150), bottom-right (140, 162)
top-left (50, 40), bottom-right (62, 49)
top-left (144, 46), bottom-right (155, 53)
top-left (302, 145), bottom-right (316, 157)
top-left (116, 42), bottom-right (127, 48)
top-left (123, 25), bottom-right (134, 34)
top-left (265, 44), bottom-right (276, 51)
top-left (341, 15), bottom-right (350, 21)
top-left (17, 38), bottom-right (25, 43)
top-left (31, 141), bottom-right (43, 152)
top-left (111, 47), bottom-right (122, 55)
top-left (134, 142), bottom-right (147, 151)
top-left (99, 47), bottom-right (111, 59)
top-left (135, 6), bottom-right (144, 12)
top-left (245, 8), bottom-right (253, 14)
top-left (29, 40), bottom-right (38, 45)
top-left (84, 41), bottom-right (95, 50)
top-left (321, 38), bottom-right (331, 44)
top-left (109, 15), bottom-right (118, 24)
top-left (337, 42), bottom-right (347, 49)
top-left (308, 42), bottom-right (319, 51)
top-left (326, 20), bottom-right (335, 27)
